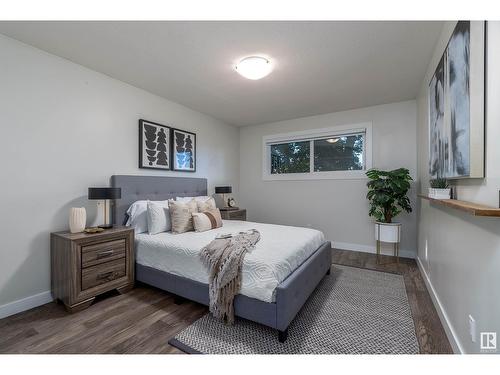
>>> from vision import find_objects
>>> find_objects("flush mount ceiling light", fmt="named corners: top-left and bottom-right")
top-left (235, 56), bottom-right (273, 80)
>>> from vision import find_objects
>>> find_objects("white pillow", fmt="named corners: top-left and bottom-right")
top-left (125, 200), bottom-right (148, 233)
top-left (126, 200), bottom-right (169, 234)
top-left (147, 200), bottom-right (173, 235)
top-left (176, 196), bottom-right (210, 203)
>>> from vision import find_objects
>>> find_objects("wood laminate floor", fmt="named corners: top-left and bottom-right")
top-left (0, 249), bottom-right (452, 354)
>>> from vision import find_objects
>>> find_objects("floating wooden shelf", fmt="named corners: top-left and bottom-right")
top-left (418, 194), bottom-right (500, 217)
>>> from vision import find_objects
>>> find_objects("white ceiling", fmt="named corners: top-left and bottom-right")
top-left (0, 21), bottom-right (443, 126)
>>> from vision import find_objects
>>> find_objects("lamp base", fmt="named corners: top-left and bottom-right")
top-left (98, 224), bottom-right (114, 229)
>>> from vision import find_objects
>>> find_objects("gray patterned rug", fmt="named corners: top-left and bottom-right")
top-left (169, 265), bottom-right (419, 354)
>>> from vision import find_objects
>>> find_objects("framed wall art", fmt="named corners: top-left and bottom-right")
top-left (172, 128), bottom-right (196, 172)
top-left (428, 21), bottom-right (485, 179)
top-left (139, 119), bottom-right (171, 170)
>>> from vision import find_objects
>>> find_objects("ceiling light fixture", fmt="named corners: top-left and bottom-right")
top-left (235, 56), bottom-right (273, 80)
top-left (326, 138), bottom-right (340, 144)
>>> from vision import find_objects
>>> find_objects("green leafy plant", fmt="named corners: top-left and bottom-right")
top-left (366, 168), bottom-right (413, 223)
top-left (429, 178), bottom-right (449, 189)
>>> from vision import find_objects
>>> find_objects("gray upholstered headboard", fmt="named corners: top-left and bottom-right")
top-left (110, 175), bottom-right (208, 225)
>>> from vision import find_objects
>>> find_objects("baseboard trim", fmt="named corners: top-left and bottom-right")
top-left (333, 241), bottom-right (416, 259)
top-left (0, 291), bottom-right (53, 320)
top-left (416, 256), bottom-right (463, 354)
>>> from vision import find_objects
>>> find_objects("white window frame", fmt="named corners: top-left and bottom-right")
top-left (262, 122), bottom-right (372, 181)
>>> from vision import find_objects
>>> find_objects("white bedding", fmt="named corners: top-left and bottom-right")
top-left (135, 220), bottom-right (325, 303)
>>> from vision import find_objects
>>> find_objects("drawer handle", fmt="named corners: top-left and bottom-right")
top-left (97, 250), bottom-right (114, 259)
top-left (96, 271), bottom-right (114, 280)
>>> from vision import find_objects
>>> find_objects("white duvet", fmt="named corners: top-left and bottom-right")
top-left (135, 220), bottom-right (325, 303)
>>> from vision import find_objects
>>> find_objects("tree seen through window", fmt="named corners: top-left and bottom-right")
top-left (269, 134), bottom-right (364, 174)
top-left (271, 141), bottom-right (310, 174)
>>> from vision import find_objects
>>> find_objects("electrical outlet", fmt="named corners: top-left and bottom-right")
top-left (469, 315), bottom-right (476, 343)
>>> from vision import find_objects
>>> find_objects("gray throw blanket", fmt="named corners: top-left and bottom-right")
top-left (200, 229), bottom-right (261, 324)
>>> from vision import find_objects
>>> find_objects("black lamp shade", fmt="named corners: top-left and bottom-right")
top-left (215, 186), bottom-right (232, 194)
top-left (88, 187), bottom-right (121, 200)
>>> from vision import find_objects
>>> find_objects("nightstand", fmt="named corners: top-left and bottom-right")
top-left (220, 208), bottom-right (246, 221)
top-left (50, 226), bottom-right (134, 313)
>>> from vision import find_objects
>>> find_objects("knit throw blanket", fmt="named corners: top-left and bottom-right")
top-left (200, 229), bottom-right (261, 324)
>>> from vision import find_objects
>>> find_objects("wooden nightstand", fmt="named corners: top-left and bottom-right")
top-left (220, 208), bottom-right (246, 221)
top-left (51, 226), bottom-right (134, 313)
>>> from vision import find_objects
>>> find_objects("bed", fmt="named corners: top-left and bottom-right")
top-left (111, 175), bottom-right (331, 342)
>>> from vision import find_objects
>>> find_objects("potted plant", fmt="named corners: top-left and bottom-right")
top-left (429, 178), bottom-right (451, 199)
top-left (366, 168), bottom-right (412, 243)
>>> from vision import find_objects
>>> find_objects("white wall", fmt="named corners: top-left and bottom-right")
top-left (239, 100), bottom-right (417, 257)
top-left (0, 35), bottom-right (239, 311)
top-left (416, 21), bottom-right (500, 353)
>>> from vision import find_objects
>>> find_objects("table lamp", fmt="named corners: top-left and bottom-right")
top-left (215, 186), bottom-right (232, 210)
top-left (88, 187), bottom-right (121, 229)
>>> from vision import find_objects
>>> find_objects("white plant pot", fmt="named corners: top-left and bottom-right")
top-left (375, 222), bottom-right (401, 243)
top-left (69, 207), bottom-right (86, 233)
top-left (428, 188), bottom-right (451, 199)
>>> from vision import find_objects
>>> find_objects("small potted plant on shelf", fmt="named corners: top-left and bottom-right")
top-left (366, 168), bottom-right (412, 243)
top-left (429, 178), bottom-right (451, 199)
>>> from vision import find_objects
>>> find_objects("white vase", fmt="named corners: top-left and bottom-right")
top-left (69, 207), bottom-right (86, 233)
top-left (375, 222), bottom-right (401, 243)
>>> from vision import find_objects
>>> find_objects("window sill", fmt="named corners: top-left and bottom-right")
top-left (262, 170), bottom-right (368, 181)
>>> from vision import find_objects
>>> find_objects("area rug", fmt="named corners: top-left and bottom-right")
top-left (169, 264), bottom-right (419, 354)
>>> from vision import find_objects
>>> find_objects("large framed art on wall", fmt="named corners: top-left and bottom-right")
top-left (139, 119), bottom-right (171, 170)
top-left (428, 21), bottom-right (485, 179)
top-left (172, 128), bottom-right (196, 172)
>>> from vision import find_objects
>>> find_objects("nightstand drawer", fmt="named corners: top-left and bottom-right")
top-left (230, 211), bottom-right (246, 220)
top-left (81, 239), bottom-right (126, 268)
top-left (221, 209), bottom-right (246, 221)
top-left (81, 258), bottom-right (126, 290)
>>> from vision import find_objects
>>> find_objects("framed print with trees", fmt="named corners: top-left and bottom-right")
top-left (139, 119), bottom-right (171, 170)
top-left (172, 128), bottom-right (196, 172)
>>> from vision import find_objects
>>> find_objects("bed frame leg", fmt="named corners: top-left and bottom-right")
top-left (278, 328), bottom-right (288, 343)
top-left (326, 267), bottom-right (331, 275)
top-left (174, 296), bottom-right (185, 305)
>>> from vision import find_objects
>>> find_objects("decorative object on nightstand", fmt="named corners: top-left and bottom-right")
top-left (215, 186), bottom-right (234, 209)
top-left (220, 208), bottom-right (246, 221)
top-left (227, 197), bottom-right (237, 208)
top-left (84, 227), bottom-right (104, 234)
top-left (69, 207), bottom-right (86, 233)
top-left (88, 187), bottom-right (121, 229)
top-left (51, 226), bottom-right (134, 313)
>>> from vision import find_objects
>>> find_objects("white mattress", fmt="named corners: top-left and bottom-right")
top-left (135, 220), bottom-right (325, 303)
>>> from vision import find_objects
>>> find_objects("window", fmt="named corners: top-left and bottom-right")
top-left (313, 134), bottom-right (364, 172)
top-left (262, 123), bottom-right (372, 180)
top-left (271, 141), bottom-right (310, 174)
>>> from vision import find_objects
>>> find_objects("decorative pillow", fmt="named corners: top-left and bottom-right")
top-left (169, 199), bottom-right (199, 234)
top-left (176, 196), bottom-right (210, 203)
top-left (125, 200), bottom-right (149, 233)
top-left (147, 200), bottom-right (173, 235)
top-left (192, 209), bottom-right (223, 232)
top-left (197, 197), bottom-right (217, 212)
top-left (126, 200), bottom-right (170, 233)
